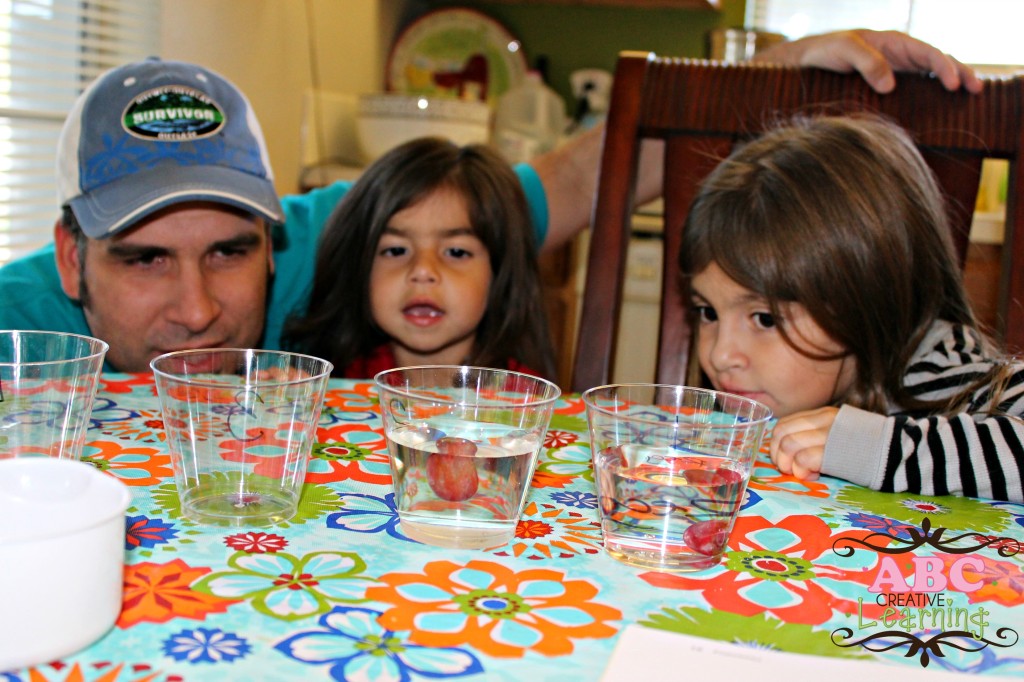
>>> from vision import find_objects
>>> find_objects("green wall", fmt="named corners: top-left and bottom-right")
top-left (422, 0), bottom-right (746, 106)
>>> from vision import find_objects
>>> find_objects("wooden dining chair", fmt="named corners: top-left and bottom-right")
top-left (570, 51), bottom-right (1024, 393)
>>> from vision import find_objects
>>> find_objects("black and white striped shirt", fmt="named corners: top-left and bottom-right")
top-left (822, 320), bottom-right (1024, 502)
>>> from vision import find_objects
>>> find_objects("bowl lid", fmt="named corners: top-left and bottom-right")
top-left (0, 458), bottom-right (131, 545)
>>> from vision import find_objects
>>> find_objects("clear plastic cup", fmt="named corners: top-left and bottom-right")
top-left (375, 366), bottom-right (561, 549)
top-left (151, 349), bottom-right (332, 527)
top-left (0, 330), bottom-right (108, 461)
top-left (583, 384), bottom-right (772, 571)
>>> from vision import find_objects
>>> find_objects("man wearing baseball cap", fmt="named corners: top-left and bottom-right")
top-left (0, 33), bottom-right (982, 372)
top-left (0, 58), bottom-right (290, 371)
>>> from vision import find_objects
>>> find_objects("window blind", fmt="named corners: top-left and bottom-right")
top-left (745, 0), bottom-right (1024, 66)
top-left (0, 0), bottom-right (161, 266)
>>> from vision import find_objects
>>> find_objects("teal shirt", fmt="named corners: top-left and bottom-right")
top-left (0, 165), bottom-right (549, 369)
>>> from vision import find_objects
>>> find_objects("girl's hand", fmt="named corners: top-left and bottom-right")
top-left (768, 406), bottom-right (840, 480)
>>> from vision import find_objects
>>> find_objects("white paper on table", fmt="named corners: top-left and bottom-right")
top-left (601, 625), bottom-right (1019, 681)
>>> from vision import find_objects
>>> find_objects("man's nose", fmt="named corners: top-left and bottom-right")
top-left (165, 265), bottom-right (220, 332)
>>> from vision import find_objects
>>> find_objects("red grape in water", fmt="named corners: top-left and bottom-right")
top-left (684, 519), bottom-right (731, 556)
top-left (602, 445), bottom-right (627, 467)
top-left (712, 467), bottom-right (744, 486)
top-left (426, 437), bottom-right (479, 501)
top-left (683, 464), bottom-right (743, 487)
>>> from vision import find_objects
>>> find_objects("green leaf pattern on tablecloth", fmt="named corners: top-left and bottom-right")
top-left (150, 476), bottom-right (346, 526)
top-left (836, 487), bottom-right (1011, 533)
top-left (548, 413), bottom-right (587, 433)
top-left (638, 606), bottom-right (868, 658)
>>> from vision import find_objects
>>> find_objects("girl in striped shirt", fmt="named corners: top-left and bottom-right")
top-left (680, 114), bottom-right (1024, 502)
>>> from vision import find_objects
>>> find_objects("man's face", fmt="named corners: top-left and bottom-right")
top-left (55, 202), bottom-right (274, 372)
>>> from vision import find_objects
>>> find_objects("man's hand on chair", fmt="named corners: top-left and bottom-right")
top-left (754, 29), bottom-right (983, 95)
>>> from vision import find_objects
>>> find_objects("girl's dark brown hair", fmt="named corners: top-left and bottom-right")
top-left (679, 114), bottom-right (985, 413)
top-left (284, 136), bottom-right (555, 379)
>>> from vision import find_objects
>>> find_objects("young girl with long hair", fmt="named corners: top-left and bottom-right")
top-left (285, 137), bottom-right (555, 380)
top-left (680, 114), bottom-right (1023, 502)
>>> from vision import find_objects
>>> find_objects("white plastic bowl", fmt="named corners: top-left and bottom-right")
top-left (0, 458), bottom-right (131, 671)
top-left (356, 93), bottom-right (491, 164)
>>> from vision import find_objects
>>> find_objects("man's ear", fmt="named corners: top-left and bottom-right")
top-left (54, 219), bottom-right (83, 300)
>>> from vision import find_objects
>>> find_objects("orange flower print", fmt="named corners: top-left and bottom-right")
top-left (81, 441), bottom-right (173, 486)
top-left (218, 421), bottom-right (312, 478)
top-left (118, 559), bottom-right (239, 627)
top-left (491, 501), bottom-right (603, 560)
top-left (516, 519), bottom-right (552, 540)
top-left (322, 382), bottom-right (378, 410)
top-left (17, 662), bottom-right (162, 682)
top-left (641, 515), bottom-right (891, 626)
top-left (747, 459), bottom-right (831, 498)
top-left (529, 469), bottom-right (573, 489)
top-left (308, 423), bottom-right (391, 485)
top-left (552, 395), bottom-right (587, 417)
top-left (99, 408), bottom-right (168, 443)
top-left (368, 559), bottom-right (620, 658)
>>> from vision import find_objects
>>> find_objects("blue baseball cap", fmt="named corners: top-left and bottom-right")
top-left (57, 57), bottom-right (284, 239)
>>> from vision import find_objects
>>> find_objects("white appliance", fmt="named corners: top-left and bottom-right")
top-left (574, 210), bottom-right (664, 384)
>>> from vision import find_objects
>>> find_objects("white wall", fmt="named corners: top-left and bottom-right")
top-left (160, 0), bottom-right (416, 196)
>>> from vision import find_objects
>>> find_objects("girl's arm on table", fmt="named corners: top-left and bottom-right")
top-left (774, 323), bottom-right (1024, 503)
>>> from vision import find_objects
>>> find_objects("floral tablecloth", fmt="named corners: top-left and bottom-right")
top-left (4, 374), bottom-right (1024, 681)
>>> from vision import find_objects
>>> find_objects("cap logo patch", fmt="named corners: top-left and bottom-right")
top-left (122, 86), bottom-right (225, 141)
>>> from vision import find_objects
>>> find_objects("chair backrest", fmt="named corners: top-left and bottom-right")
top-left (570, 51), bottom-right (1024, 393)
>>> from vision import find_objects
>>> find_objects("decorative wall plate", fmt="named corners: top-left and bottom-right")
top-left (386, 8), bottom-right (528, 106)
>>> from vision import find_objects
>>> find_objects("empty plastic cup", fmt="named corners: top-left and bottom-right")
top-left (0, 330), bottom-right (108, 461)
top-left (151, 349), bottom-right (332, 527)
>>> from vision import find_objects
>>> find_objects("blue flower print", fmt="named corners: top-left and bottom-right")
top-left (125, 514), bottom-right (179, 550)
top-left (163, 627), bottom-right (252, 663)
top-left (326, 492), bottom-right (415, 542)
top-left (844, 512), bottom-right (916, 541)
top-left (86, 396), bottom-right (140, 428)
top-left (275, 606), bottom-right (483, 681)
top-left (740, 487), bottom-right (762, 511)
top-left (549, 490), bottom-right (598, 509)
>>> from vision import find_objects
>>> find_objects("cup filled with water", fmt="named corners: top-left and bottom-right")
top-left (151, 349), bottom-right (332, 527)
top-left (374, 366), bottom-right (561, 549)
top-left (582, 384), bottom-right (772, 571)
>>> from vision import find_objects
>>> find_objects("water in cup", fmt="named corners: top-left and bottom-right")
top-left (374, 366), bottom-right (561, 550)
top-left (595, 444), bottom-right (746, 571)
top-left (387, 426), bottom-right (539, 548)
top-left (583, 384), bottom-right (772, 572)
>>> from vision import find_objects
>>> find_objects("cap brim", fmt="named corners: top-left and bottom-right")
top-left (68, 164), bottom-right (285, 239)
